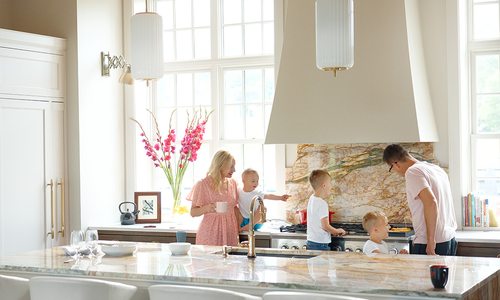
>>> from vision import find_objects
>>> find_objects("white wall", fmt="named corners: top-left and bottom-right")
top-left (76, 0), bottom-right (125, 228)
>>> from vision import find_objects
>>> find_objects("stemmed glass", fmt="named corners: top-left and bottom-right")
top-left (85, 229), bottom-right (99, 257)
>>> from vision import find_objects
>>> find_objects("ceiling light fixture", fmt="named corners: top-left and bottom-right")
top-left (130, 0), bottom-right (164, 81)
top-left (315, 0), bottom-right (354, 76)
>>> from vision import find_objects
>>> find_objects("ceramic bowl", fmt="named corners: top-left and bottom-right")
top-left (101, 243), bottom-right (136, 257)
top-left (168, 242), bottom-right (191, 255)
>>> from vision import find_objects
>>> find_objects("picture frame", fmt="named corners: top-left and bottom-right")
top-left (134, 192), bottom-right (161, 223)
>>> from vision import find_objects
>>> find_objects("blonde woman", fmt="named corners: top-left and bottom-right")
top-left (188, 150), bottom-right (240, 246)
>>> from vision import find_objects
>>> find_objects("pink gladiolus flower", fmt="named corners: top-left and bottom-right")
top-left (131, 108), bottom-right (212, 211)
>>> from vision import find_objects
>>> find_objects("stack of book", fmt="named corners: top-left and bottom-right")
top-left (463, 193), bottom-right (489, 227)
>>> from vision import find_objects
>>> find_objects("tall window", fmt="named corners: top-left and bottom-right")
top-left (131, 0), bottom-right (280, 212)
top-left (468, 0), bottom-right (500, 221)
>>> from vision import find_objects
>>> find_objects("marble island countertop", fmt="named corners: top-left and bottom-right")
top-left (1, 243), bottom-right (499, 299)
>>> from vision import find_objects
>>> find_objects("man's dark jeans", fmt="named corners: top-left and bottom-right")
top-left (411, 237), bottom-right (457, 256)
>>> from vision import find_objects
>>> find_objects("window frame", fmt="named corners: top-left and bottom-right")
top-left (465, 0), bottom-right (500, 228)
top-left (124, 0), bottom-right (286, 215)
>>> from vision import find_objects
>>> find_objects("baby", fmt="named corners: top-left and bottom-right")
top-left (362, 211), bottom-right (409, 255)
top-left (238, 168), bottom-right (290, 231)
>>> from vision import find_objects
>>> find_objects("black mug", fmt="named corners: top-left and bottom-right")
top-left (430, 264), bottom-right (449, 289)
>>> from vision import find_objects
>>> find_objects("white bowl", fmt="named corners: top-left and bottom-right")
top-left (168, 242), bottom-right (191, 256)
top-left (101, 243), bottom-right (136, 257)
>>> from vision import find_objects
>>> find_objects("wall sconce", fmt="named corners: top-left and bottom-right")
top-left (100, 51), bottom-right (134, 85)
top-left (130, 2), bottom-right (164, 81)
top-left (315, 0), bottom-right (354, 76)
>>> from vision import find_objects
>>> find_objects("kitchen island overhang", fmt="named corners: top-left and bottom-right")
top-left (0, 243), bottom-right (499, 300)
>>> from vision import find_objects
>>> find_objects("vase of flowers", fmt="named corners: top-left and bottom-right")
top-left (132, 109), bottom-right (211, 215)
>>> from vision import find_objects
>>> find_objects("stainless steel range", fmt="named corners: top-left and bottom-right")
top-left (270, 222), bottom-right (413, 254)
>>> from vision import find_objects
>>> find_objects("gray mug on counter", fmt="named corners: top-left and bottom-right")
top-left (176, 231), bottom-right (187, 243)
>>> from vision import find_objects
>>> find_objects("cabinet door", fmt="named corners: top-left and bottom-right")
top-left (0, 47), bottom-right (65, 100)
top-left (46, 102), bottom-right (66, 247)
top-left (0, 99), bottom-right (48, 255)
top-left (0, 99), bottom-right (66, 255)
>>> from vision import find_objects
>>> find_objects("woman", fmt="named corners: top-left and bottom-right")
top-left (188, 150), bottom-right (240, 246)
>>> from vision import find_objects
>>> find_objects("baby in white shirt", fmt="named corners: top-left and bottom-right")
top-left (362, 211), bottom-right (409, 255)
top-left (238, 168), bottom-right (290, 231)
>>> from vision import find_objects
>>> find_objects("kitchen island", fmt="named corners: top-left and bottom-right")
top-left (0, 242), bottom-right (498, 300)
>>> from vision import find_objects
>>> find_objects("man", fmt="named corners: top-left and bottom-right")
top-left (383, 144), bottom-right (457, 256)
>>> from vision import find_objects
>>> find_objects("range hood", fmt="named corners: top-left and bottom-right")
top-left (265, 0), bottom-right (439, 144)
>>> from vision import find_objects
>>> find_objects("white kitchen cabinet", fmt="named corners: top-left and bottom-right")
top-left (0, 29), bottom-right (66, 256)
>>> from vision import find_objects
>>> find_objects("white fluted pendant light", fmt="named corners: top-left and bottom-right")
top-left (131, 11), bottom-right (164, 80)
top-left (315, 0), bottom-right (354, 76)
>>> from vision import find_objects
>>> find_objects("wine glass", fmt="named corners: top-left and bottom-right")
top-left (85, 229), bottom-right (99, 256)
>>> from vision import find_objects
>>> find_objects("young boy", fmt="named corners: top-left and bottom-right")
top-left (362, 211), bottom-right (409, 255)
top-left (306, 169), bottom-right (346, 251)
top-left (238, 168), bottom-right (290, 231)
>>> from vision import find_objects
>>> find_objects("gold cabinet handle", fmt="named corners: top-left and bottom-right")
top-left (57, 178), bottom-right (65, 238)
top-left (46, 179), bottom-right (55, 239)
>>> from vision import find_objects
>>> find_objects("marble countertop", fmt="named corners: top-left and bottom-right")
top-left (1, 243), bottom-right (499, 299)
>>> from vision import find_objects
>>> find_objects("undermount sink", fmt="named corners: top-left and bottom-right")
top-left (215, 246), bottom-right (320, 259)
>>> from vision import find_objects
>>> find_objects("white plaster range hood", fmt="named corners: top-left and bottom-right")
top-left (265, 0), bottom-right (439, 144)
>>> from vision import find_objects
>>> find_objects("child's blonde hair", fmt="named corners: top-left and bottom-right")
top-left (207, 150), bottom-right (234, 192)
top-left (242, 168), bottom-right (258, 179)
top-left (362, 211), bottom-right (388, 232)
top-left (308, 169), bottom-right (331, 191)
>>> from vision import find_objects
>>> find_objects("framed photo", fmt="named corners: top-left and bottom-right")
top-left (134, 192), bottom-right (161, 223)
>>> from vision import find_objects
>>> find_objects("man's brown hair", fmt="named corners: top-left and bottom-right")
top-left (308, 169), bottom-right (331, 191)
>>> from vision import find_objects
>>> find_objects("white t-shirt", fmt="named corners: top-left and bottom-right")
top-left (238, 189), bottom-right (265, 218)
top-left (306, 195), bottom-right (331, 244)
top-left (405, 161), bottom-right (457, 244)
top-left (363, 239), bottom-right (389, 255)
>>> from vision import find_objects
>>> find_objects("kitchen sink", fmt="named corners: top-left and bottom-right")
top-left (214, 246), bottom-right (320, 259)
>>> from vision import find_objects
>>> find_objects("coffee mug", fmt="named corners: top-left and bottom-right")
top-left (216, 201), bottom-right (228, 213)
top-left (430, 264), bottom-right (449, 289)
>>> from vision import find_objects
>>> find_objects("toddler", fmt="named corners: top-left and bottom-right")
top-left (306, 169), bottom-right (346, 251)
top-left (362, 211), bottom-right (409, 255)
top-left (238, 168), bottom-right (290, 231)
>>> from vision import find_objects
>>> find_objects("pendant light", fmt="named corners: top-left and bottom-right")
top-left (131, 0), bottom-right (164, 81)
top-left (315, 0), bottom-right (354, 76)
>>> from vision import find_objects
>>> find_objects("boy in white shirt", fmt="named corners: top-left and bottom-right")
top-left (238, 168), bottom-right (290, 231)
top-left (362, 211), bottom-right (409, 255)
top-left (306, 169), bottom-right (346, 251)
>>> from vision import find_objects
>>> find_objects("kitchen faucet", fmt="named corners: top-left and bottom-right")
top-left (247, 195), bottom-right (266, 258)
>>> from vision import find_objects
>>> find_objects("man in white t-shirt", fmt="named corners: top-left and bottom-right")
top-left (383, 144), bottom-right (457, 256)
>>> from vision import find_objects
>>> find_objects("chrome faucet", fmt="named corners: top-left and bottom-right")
top-left (247, 195), bottom-right (266, 258)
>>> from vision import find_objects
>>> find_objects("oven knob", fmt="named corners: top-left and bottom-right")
top-left (302, 245), bottom-right (307, 250)
top-left (291, 245), bottom-right (299, 250)
top-left (345, 248), bottom-right (353, 252)
top-left (355, 248), bottom-right (363, 253)
top-left (280, 245), bottom-right (289, 249)
top-left (331, 246), bottom-right (342, 252)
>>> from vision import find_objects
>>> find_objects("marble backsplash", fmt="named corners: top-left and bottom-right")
top-left (285, 143), bottom-right (437, 224)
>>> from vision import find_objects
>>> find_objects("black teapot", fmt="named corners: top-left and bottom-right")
top-left (119, 202), bottom-right (140, 225)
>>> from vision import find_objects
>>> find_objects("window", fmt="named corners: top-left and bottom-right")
top-left (468, 0), bottom-right (500, 224)
top-left (130, 0), bottom-right (281, 214)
